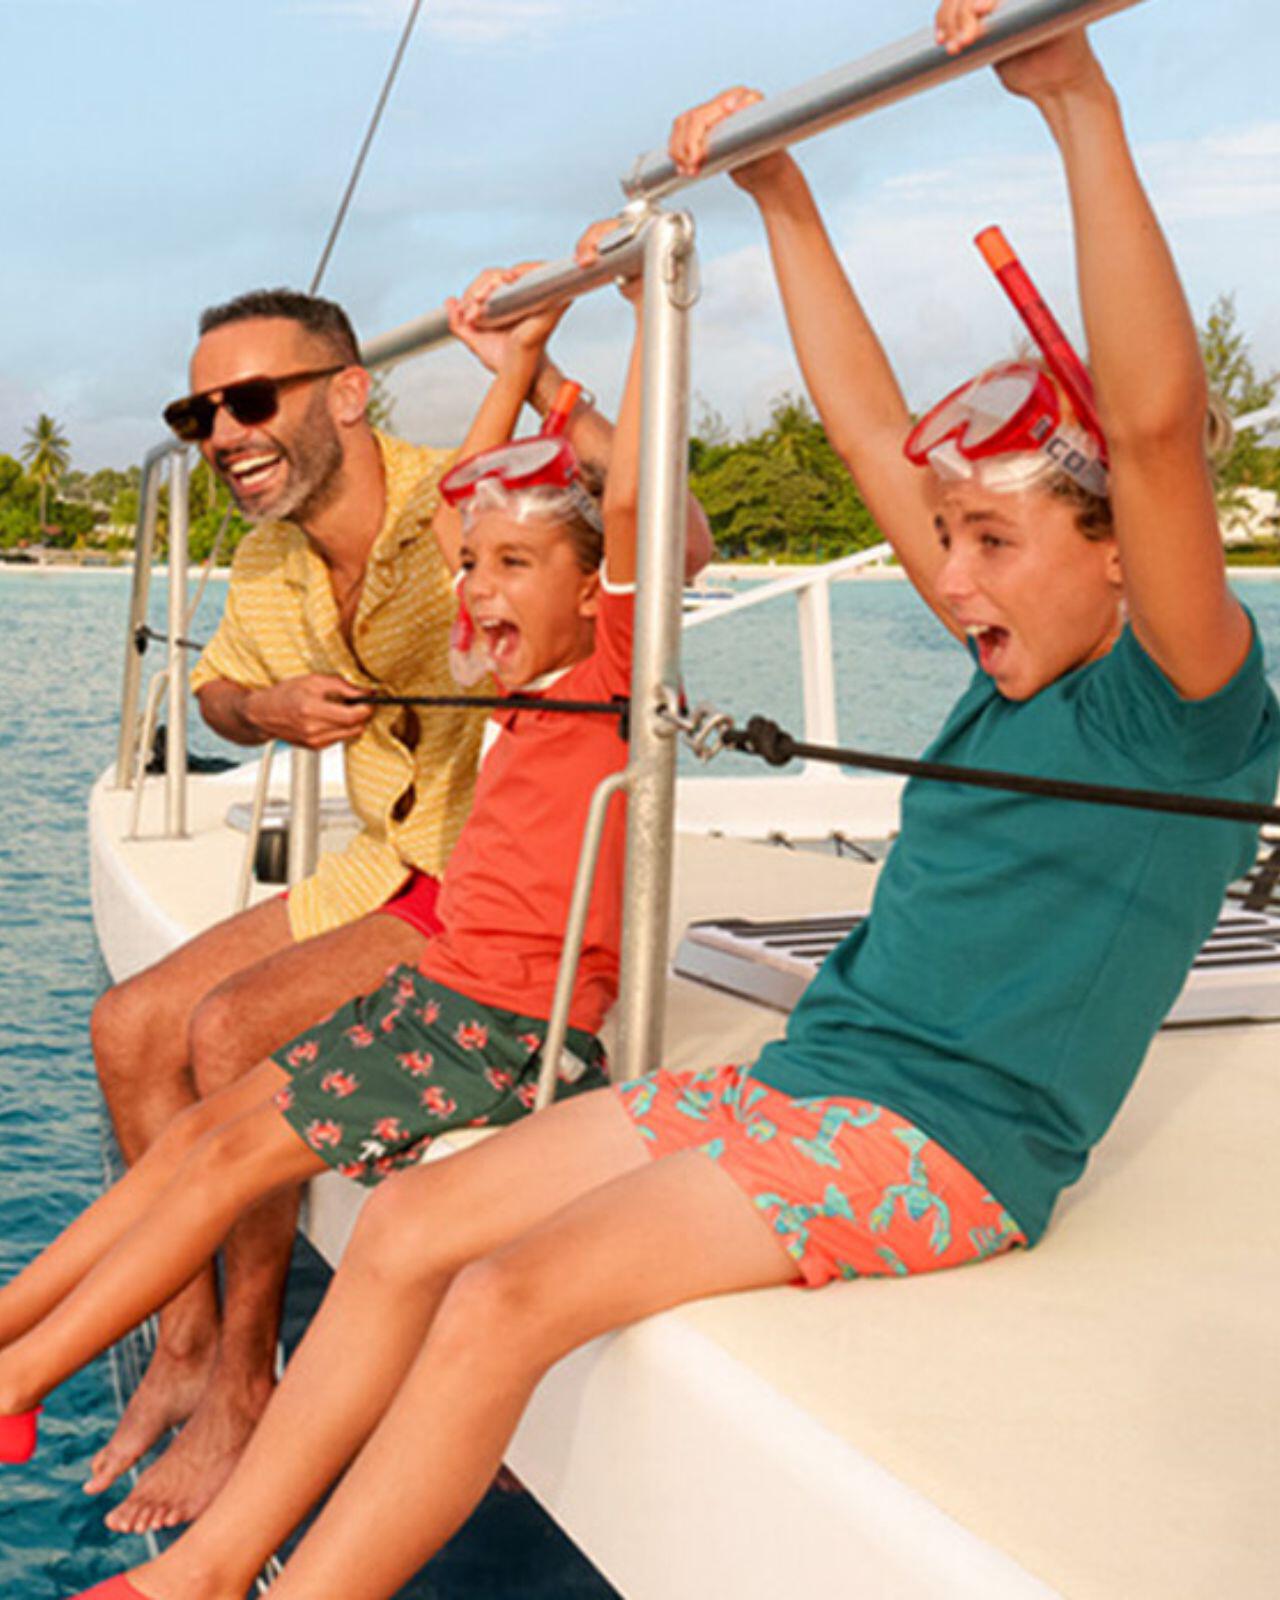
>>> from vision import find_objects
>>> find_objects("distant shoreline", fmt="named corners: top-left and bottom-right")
top-left (3, 558), bottom-right (1277, 584)
top-left (0, 562), bottom-right (234, 579)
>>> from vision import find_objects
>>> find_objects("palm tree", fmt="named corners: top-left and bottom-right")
top-left (21, 413), bottom-right (71, 532)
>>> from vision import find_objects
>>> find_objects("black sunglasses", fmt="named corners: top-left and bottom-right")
top-left (162, 364), bottom-right (347, 443)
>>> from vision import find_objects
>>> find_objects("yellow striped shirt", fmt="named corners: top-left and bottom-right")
top-left (191, 432), bottom-right (487, 940)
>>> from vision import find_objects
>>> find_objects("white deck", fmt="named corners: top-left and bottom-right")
top-left (90, 769), bottom-right (1280, 1600)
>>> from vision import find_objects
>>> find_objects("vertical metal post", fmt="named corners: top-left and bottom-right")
top-left (614, 209), bottom-right (696, 1083)
top-left (797, 575), bottom-right (838, 764)
top-left (287, 747), bottom-right (322, 885)
top-left (115, 452), bottom-right (165, 785)
top-left (164, 450), bottom-right (190, 838)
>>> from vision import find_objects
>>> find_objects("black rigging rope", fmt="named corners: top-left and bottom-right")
top-left (722, 714), bottom-right (1280, 829)
top-left (308, 0), bottom-right (427, 295)
top-left (352, 691), bottom-right (630, 735)
top-left (135, 623), bottom-right (204, 655)
top-left (139, 615), bottom-right (1276, 834)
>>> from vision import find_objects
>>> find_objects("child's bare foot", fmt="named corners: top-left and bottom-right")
top-left (84, 1339), bottom-right (215, 1497)
top-left (101, 1367), bottom-right (272, 1534)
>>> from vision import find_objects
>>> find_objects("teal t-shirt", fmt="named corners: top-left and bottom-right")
top-left (751, 620), bottom-right (1280, 1244)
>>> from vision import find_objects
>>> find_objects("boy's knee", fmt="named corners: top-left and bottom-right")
top-left (435, 1254), bottom-right (564, 1366)
top-left (346, 1173), bottom-right (475, 1290)
top-left (159, 1094), bottom-right (234, 1160)
top-left (350, 1176), bottom-right (440, 1274)
top-left (187, 1115), bottom-right (280, 1201)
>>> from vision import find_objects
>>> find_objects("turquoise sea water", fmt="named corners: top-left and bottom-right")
top-left (2, 567), bottom-right (1279, 1594)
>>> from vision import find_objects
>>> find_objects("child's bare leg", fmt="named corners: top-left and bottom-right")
top-left (277, 1146), bottom-right (793, 1599)
top-left (0, 1061), bottom-right (286, 1350)
top-left (171, 1127), bottom-right (793, 1600)
top-left (123, 1090), bottom-right (659, 1600)
top-left (0, 1081), bottom-right (320, 1414)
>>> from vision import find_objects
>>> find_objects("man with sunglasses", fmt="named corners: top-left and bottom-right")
top-left (87, 283), bottom-right (696, 1534)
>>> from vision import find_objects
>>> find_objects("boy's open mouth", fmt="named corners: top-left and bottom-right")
top-left (478, 618), bottom-right (521, 670)
top-left (966, 622), bottom-right (1010, 674)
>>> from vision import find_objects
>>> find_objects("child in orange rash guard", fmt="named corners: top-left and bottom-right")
top-left (0, 257), bottom-right (649, 1483)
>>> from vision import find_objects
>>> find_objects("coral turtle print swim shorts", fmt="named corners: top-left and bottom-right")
top-left (618, 1062), bottom-right (1024, 1287)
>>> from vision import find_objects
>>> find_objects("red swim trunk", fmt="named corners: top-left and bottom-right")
top-left (376, 871), bottom-right (444, 939)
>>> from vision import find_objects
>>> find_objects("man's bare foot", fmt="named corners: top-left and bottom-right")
top-left (102, 1370), bottom-right (274, 1535)
top-left (84, 1341), bottom-right (217, 1498)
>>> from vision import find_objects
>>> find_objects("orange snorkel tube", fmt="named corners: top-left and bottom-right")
top-left (974, 226), bottom-right (1108, 464)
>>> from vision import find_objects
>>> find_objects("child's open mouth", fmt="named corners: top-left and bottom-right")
top-left (478, 618), bottom-right (521, 670)
top-left (967, 623), bottom-right (1010, 674)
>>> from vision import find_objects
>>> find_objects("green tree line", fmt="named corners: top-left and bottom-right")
top-left (3, 296), bottom-right (1276, 565)
top-left (690, 292), bottom-right (1279, 563)
top-left (0, 436), bottom-right (250, 561)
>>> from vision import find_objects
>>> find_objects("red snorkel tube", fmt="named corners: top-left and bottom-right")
top-left (974, 226), bottom-right (1108, 463)
top-left (541, 379), bottom-right (582, 439)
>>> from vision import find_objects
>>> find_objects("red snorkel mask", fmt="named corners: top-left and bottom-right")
top-left (904, 228), bottom-right (1109, 499)
top-left (440, 380), bottom-right (586, 507)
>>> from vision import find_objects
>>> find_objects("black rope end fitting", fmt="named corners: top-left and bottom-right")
top-left (744, 715), bottom-right (796, 768)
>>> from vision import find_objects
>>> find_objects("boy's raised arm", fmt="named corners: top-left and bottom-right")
top-left (576, 220), bottom-right (643, 588)
top-left (669, 89), bottom-right (954, 631)
top-left (947, 3), bottom-right (1249, 696)
top-left (438, 261), bottom-right (712, 580)
top-left (430, 269), bottom-right (567, 573)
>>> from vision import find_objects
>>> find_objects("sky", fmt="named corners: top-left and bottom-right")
top-left (3, 0), bottom-right (1278, 471)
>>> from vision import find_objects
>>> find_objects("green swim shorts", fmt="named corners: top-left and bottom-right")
top-left (272, 963), bottom-right (609, 1186)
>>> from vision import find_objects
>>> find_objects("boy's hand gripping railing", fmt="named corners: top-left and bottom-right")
top-left (624, 0), bottom-right (1146, 203)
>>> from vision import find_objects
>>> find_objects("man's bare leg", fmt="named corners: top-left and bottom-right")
top-left (86, 898), bottom-right (297, 1503)
top-left (95, 908), bottom-right (429, 1533)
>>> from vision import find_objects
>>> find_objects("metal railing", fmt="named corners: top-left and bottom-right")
top-left (682, 544), bottom-right (893, 762)
top-left (115, 0), bottom-right (1141, 1080)
top-left (116, 441), bottom-right (190, 839)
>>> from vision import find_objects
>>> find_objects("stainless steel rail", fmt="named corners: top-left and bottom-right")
top-left (360, 218), bottom-right (650, 370)
top-left (166, 450), bottom-right (191, 838)
top-left (614, 211), bottom-right (696, 1083)
top-left (115, 440), bottom-right (192, 838)
top-left (534, 770), bottom-right (631, 1110)
top-left (624, 0), bottom-right (1144, 201)
top-left (359, 0), bottom-right (1143, 374)
top-left (287, 747), bottom-right (322, 884)
top-left (115, 441), bottom-right (181, 786)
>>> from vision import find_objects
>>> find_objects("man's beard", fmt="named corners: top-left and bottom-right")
top-left (220, 388), bottom-right (345, 526)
